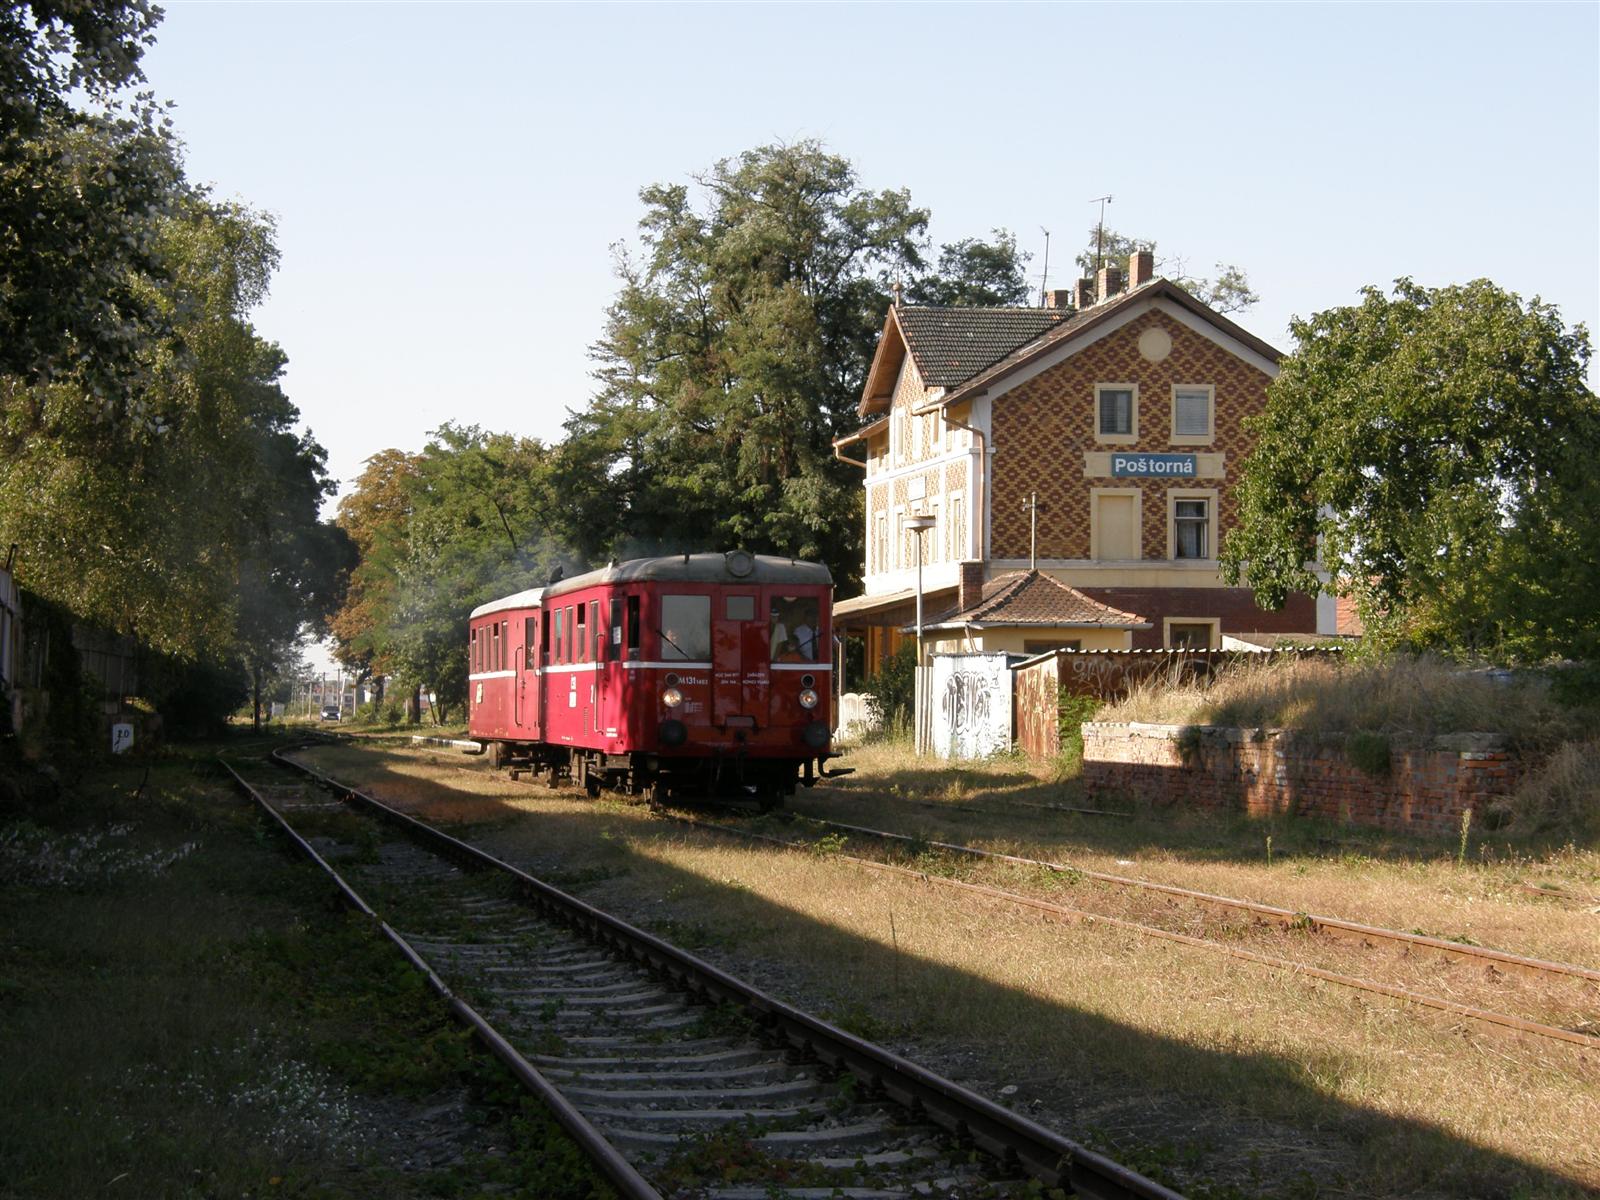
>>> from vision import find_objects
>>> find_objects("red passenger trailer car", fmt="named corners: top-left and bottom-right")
top-left (466, 551), bottom-right (846, 805)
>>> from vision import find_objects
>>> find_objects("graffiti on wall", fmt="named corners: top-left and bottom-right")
top-left (930, 653), bottom-right (1012, 760)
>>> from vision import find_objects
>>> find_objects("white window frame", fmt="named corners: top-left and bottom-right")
top-left (948, 490), bottom-right (965, 561)
top-left (1167, 488), bottom-right (1219, 561)
top-left (1095, 382), bottom-right (1139, 445)
top-left (1170, 384), bottom-right (1215, 445)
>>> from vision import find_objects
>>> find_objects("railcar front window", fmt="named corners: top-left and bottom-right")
top-left (658, 595), bottom-right (711, 662)
top-left (770, 596), bottom-right (821, 662)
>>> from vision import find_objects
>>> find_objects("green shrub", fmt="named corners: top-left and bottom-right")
top-left (862, 642), bottom-right (917, 733)
top-left (1057, 692), bottom-right (1102, 770)
top-left (1346, 731), bottom-right (1392, 776)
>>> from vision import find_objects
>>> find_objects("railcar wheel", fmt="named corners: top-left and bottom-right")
top-left (487, 741), bottom-right (508, 770)
top-left (585, 773), bottom-right (603, 799)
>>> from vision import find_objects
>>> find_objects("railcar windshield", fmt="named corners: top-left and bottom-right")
top-left (658, 594), bottom-right (711, 661)
top-left (770, 596), bottom-right (821, 662)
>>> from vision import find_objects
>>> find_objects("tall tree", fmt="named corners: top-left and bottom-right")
top-left (906, 230), bottom-right (1032, 307)
top-left (1074, 225), bottom-right (1259, 313)
top-left (563, 142), bottom-right (930, 580)
top-left (1219, 278), bottom-right (1599, 662)
top-left (337, 426), bottom-right (565, 720)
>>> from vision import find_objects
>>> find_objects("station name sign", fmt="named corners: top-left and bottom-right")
top-left (1111, 453), bottom-right (1198, 478)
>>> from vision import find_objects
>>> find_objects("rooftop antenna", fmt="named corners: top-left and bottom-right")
top-left (1037, 227), bottom-right (1051, 307)
top-left (891, 274), bottom-right (903, 307)
top-left (1090, 194), bottom-right (1113, 270)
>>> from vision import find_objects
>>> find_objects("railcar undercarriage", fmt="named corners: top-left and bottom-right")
top-left (479, 740), bottom-right (849, 810)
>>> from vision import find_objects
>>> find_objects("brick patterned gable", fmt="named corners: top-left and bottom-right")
top-left (991, 308), bottom-right (1273, 561)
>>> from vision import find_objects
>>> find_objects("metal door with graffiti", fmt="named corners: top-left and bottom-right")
top-left (928, 653), bottom-right (1013, 759)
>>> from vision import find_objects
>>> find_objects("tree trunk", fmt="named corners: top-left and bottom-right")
top-left (251, 663), bottom-right (262, 732)
top-left (409, 683), bottom-right (422, 724)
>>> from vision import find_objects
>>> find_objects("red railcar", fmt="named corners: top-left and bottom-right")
top-left (466, 551), bottom-right (846, 804)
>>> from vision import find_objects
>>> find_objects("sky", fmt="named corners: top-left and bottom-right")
top-left (142, 0), bottom-right (1600, 516)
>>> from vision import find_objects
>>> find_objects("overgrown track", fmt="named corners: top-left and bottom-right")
top-left (679, 812), bottom-right (1600, 1052)
top-left (224, 750), bottom-right (1187, 1200)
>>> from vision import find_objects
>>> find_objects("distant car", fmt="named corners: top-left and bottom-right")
top-left (320, 705), bottom-right (340, 721)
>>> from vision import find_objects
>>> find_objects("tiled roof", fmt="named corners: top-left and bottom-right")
top-left (937, 279), bottom-right (1284, 407)
top-left (925, 571), bottom-right (1149, 629)
top-left (896, 306), bottom-right (1079, 388)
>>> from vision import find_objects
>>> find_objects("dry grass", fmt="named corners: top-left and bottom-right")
top-left (1098, 655), bottom-right (1581, 745)
top-left (296, 741), bottom-right (1600, 1197)
top-left (1494, 739), bottom-right (1600, 842)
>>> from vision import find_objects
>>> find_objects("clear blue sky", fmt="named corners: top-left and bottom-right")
top-left (145, 1), bottom-right (1600, 504)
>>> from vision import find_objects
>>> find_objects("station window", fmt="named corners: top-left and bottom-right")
top-left (1165, 619), bottom-right (1219, 650)
top-left (1168, 489), bottom-right (1219, 561)
top-left (1095, 383), bottom-right (1138, 444)
top-left (1171, 384), bottom-right (1214, 444)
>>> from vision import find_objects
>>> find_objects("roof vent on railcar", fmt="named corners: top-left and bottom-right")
top-left (725, 549), bottom-right (754, 578)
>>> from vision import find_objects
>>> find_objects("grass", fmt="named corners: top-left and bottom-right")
top-left (287, 739), bottom-right (1600, 1198)
top-left (1096, 655), bottom-right (1585, 746)
top-left (0, 744), bottom-right (614, 1200)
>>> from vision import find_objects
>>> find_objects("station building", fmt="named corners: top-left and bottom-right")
top-left (831, 251), bottom-right (1337, 668)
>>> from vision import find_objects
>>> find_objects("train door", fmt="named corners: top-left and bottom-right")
top-left (714, 591), bottom-right (764, 726)
top-left (518, 612), bottom-right (541, 736)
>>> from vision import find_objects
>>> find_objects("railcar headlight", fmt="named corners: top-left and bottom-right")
top-left (661, 686), bottom-right (684, 708)
top-left (798, 688), bottom-right (819, 710)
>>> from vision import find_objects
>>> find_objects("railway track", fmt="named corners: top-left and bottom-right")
top-left (224, 749), bottom-right (1186, 1200)
top-left (685, 809), bottom-right (1600, 1051)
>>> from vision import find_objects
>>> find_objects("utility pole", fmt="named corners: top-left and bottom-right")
top-left (1023, 492), bottom-right (1043, 569)
top-left (1089, 194), bottom-right (1113, 270)
top-left (1037, 227), bottom-right (1051, 307)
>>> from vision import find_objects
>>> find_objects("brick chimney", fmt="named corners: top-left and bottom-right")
top-left (1096, 265), bottom-right (1124, 304)
top-left (1129, 249), bottom-right (1155, 288)
top-left (1074, 278), bottom-right (1097, 309)
top-left (958, 560), bottom-right (985, 614)
top-left (1044, 288), bottom-right (1074, 310)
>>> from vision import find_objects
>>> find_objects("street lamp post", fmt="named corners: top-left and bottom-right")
top-left (906, 512), bottom-right (937, 753)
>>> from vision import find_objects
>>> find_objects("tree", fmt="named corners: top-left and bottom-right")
top-left (905, 230), bottom-right (1032, 307)
top-left (561, 142), bottom-right (931, 581)
top-left (335, 427), bottom-right (567, 721)
top-left (1220, 278), bottom-right (1599, 663)
top-left (1073, 225), bottom-right (1258, 314)
top-left (2, 1), bottom-right (182, 407)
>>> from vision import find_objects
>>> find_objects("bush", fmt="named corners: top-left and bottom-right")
top-left (1491, 739), bottom-right (1600, 840)
top-left (1056, 693), bottom-right (1102, 772)
top-left (862, 642), bottom-right (917, 733)
top-left (1345, 731), bottom-right (1392, 777)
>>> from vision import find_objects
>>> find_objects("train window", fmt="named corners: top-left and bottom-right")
top-left (524, 617), bottom-right (536, 669)
top-left (541, 609), bottom-right (550, 659)
top-left (564, 606), bottom-right (575, 662)
top-left (659, 594), bottom-right (711, 662)
top-left (609, 598), bottom-right (624, 657)
top-left (575, 603), bottom-right (587, 662)
top-left (590, 601), bottom-right (602, 661)
top-left (726, 595), bottom-right (755, 621)
top-left (625, 595), bottom-right (640, 660)
top-left (470, 627), bottom-right (478, 673)
top-left (771, 596), bottom-right (821, 662)
top-left (500, 621), bottom-right (509, 670)
top-left (553, 607), bottom-right (565, 663)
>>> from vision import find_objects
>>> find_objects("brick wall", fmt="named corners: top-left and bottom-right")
top-left (1081, 722), bottom-right (1519, 838)
top-left (991, 309), bottom-right (1271, 562)
top-left (1075, 586), bottom-right (1317, 650)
